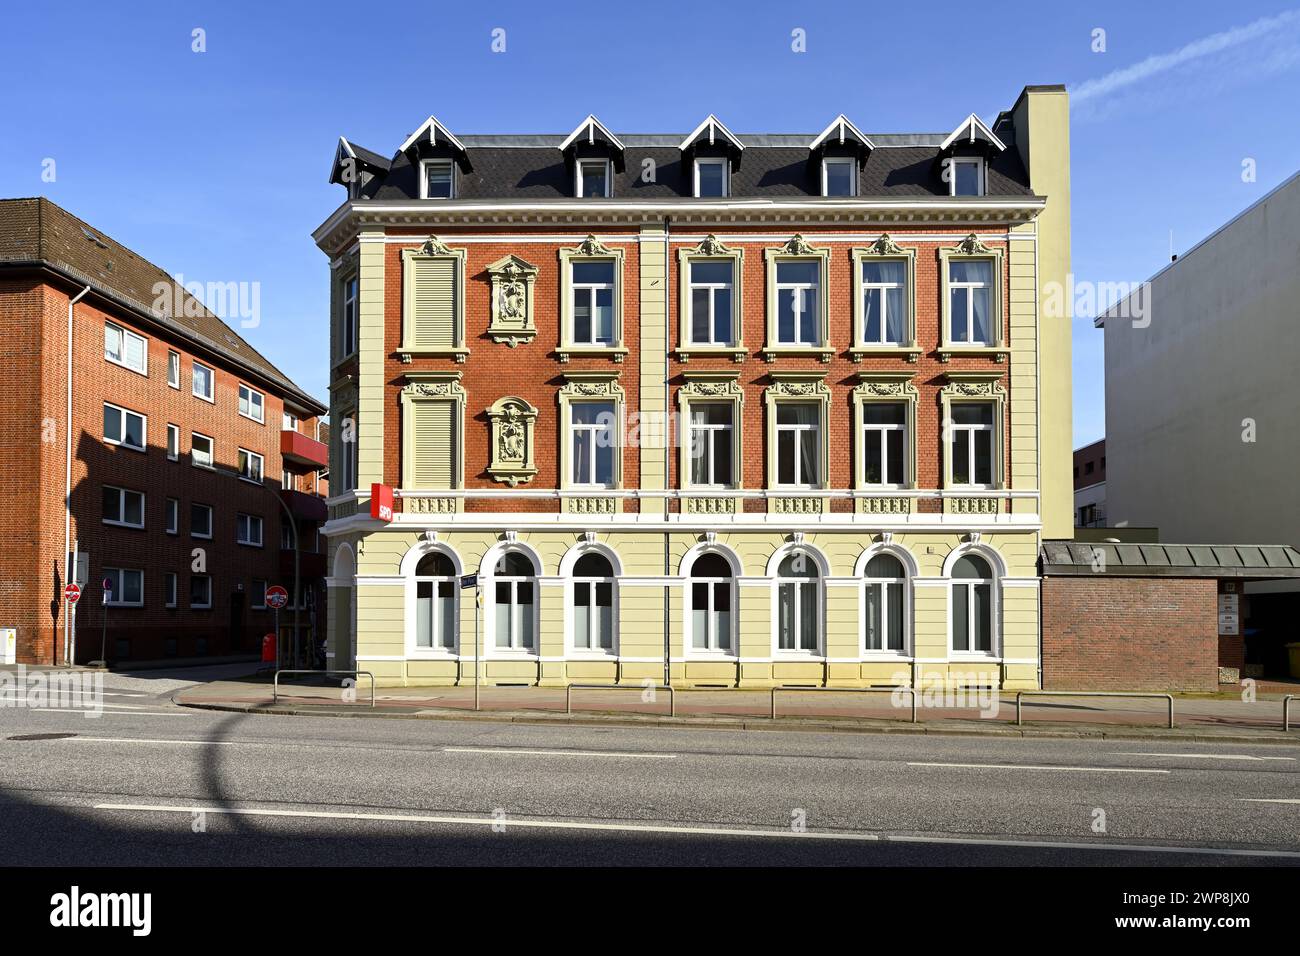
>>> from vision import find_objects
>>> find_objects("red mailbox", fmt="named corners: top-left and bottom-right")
top-left (261, 634), bottom-right (277, 663)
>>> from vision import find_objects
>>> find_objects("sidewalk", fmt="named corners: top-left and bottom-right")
top-left (174, 676), bottom-right (1300, 743)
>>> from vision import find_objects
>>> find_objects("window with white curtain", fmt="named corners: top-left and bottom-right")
top-left (689, 552), bottom-right (733, 652)
top-left (414, 552), bottom-right (457, 650)
top-left (775, 261), bottom-right (821, 345)
top-left (688, 403), bottom-right (734, 487)
top-left (951, 554), bottom-right (994, 654)
top-left (863, 553), bottom-right (906, 652)
top-left (776, 403), bottom-right (820, 487)
top-left (948, 259), bottom-right (994, 345)
top-left (571, 552), bottom-right (615, 652)
top-left (777, 551), bottom-right (820, 653)
top-left (863, 402), bottom-right (906, 486)
top-left (949, 403), bottom-right (995, 486)
top-left (861, 259), bottom-right (906, 345)
top-left (493, 552), bottom-right (536, 651)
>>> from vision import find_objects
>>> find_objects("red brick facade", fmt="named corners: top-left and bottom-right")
top-left (1041, 577), bottom-right (1219, 692)
top-left (0, 269), bottom-right (327, 665)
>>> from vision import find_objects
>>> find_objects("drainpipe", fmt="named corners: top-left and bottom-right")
top-left (63, 285), bottom-right (91, 666)
top-left (663, 215), bottom-right (671, 688)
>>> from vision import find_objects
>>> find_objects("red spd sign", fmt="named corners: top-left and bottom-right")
top-left (64, 583), bottom-right (81, 605)
top-left (370, 483), bottom-right (394, 522)
top-left (265, 585), bottom-right (290, 610)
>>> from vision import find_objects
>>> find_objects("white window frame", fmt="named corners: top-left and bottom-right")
top-left (164, 572), bottom-right (177, 609)
top-left (862, 403), bottom-right (907, 488)
top-left (408, 549), bottom-right (460, 655)
top-left (687, 259), bottom-right (736, 346)
top-left (685, 550), bottom-right (737, 657)
top-left (569, 261), bottom-right (617, 347)
top-left (488, 551), bottom-right (539, 654)
top-left (236, 512), bottom-right (263, 547)
top-left (821, 157), bottom-right (857, 197)
top-left (569, 401), bottom-right (617, 489)
top-left (341, 275), bottom-right (358, 359)
top-left (774, 403), bottom-right (821, 488)
top-left (693, 157), bottom-right (729, 198)
top-left (949, 157), bottom-right (985, 197)
top-left (420, 158), bottom-right (455, 199)
top-left (860, 261), bottom-right (906, 345)
top-left (948, 552), bottom-right (999, 658)
top-left (858, 550), bottom-right (911, 657)
top-left (238, 448), bottom-right (264, 484)
top-left (102, 402), bottom-right (147, 452)
top-left (948, 260), bottom-right (994, 346)
top-left (238, 384), bottom-right (265, 424)
top-left (686, 403), bottom-right (735, 489)
top-left (192, 360), bottom-right (215, 402)
top-left (166, 423), bottom-right (179, 461)
top-left (949, 403), bottom-right (996, 488)
top-left (104, 567), bottom-right (144, 607)
top-left (191, 502), bottom-right (214, 540)
top-left (165, 497), bottom-right (179, 535)
top-left (167, 350), bottom-right (180, 388)
top-left (774, 261), bottom-right (822, 346)
top-left (102, 485), bottom-right (145, 529)
top-left (567, 550), bottom-right (618, 656)
top-left (341, 414), bottom-right (358, 491)
top-left (772, 549), bottom-right (824, 657)
top-left (191, 431), bottom-right (215, 469)
top-left (575, 158), bottom-right (612, 198)
top-left (283, 411), bottom-right (299, 431)
top-left (190, 574), bottom-right (212, 610)
top-left (104, 322), bottom-right (147, 375)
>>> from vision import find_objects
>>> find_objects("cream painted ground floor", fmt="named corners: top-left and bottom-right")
top-left (324, 525), bottom-right (1042, 690)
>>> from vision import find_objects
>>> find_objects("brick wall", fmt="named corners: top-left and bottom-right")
top-left (1041, 576), bottom-right (1218, 692)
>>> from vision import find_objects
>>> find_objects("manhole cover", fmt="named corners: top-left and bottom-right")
top-left (7, 733), bottom-right (77, 741)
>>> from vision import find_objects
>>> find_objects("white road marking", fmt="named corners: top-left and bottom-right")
top-left (4, 708), bottom-right (191, 717)
top-left (907, 761), bottom-right (1170, 774)
top-left (66, 737), bottom-right (243, 746)
top-left (90, 803), bottom-right (1300, 858)
top-left (443, 746), bottom-right (676, 760)
top-left (1240, 798), bottom-right (1300, 804)
top-left (1114, 752), bottom-right (1295, 762)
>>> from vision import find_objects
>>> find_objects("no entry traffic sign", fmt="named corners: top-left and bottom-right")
top-left (265, 585), bottom-right (290, 610)
top-left (64, 583), bottom-right (81, 604)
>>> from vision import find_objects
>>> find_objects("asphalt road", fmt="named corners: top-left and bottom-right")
top-left (2, 670), bottom-right (1298, 866)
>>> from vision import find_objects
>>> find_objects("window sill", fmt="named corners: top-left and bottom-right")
top-left (761, 347), bottom-right (833, 363)
top-left (192, 392), bottom-right (216, 404)
top-left (239, 412), bottom-right (266, 426)
top-left (102, 520), bottom-right (145, 531)
top-left (937, 346), bottom-right (1010, 363)
top-left (677, 346), bottom-right (746, 363)
top-left (105, 356), bottom-right (149, 377)
top-left (849, 346), bottom-right (922, 363)
top-left (557, 345), bottom-right (628, 363)
top-left (397, 347), bottom-right (469, 364)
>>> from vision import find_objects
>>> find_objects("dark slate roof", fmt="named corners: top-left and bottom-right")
top-left (0, 198), bottom-right (325, 414)
top-left (350, 129), bottom-right (1033, 201)
top-left (1040, 540), bottom-right (1300, 578)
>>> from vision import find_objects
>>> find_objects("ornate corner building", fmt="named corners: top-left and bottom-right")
top-left (316, 89), bottom-right (1073, 689)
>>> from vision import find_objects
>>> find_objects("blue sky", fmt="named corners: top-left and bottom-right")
top-left (3, 0), bottom-right (1298, 446)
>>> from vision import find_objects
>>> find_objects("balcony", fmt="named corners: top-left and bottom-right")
top-left (279, 488), bottom-right (328, 523)
top-left (281, 428), bottom-right (328, 470)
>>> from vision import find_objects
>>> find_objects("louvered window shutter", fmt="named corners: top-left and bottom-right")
top-left (410, 258), bottom-right (457, 348)
top-left (411, 401), bottom-right (455, 488)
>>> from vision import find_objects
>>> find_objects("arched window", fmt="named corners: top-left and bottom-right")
top-left (689, 552), bottom-right (734, 652)
top-left (951, 554), bottom-right (994, 654)
top-left (414, 551), bottom-right (457, 650)
top-left (572, 552), bottom-right (615, 652)
top-left (863, 553), bottom-right (906, 652)
top-left (777, 551), bottom-right (820, 653)
top-left (493, 551), bottom-right (537, 651)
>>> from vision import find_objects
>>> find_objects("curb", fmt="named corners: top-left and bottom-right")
top-left (172, 696), bottom-right (1300, 745)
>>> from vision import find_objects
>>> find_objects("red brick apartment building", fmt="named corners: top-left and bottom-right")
top-left (0, 198), bottom-right (328, 665)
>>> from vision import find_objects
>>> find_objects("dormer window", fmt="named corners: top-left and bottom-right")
top-left (422, 159), bottom-right (454, 199)
top-left (576, 159), bottom-right (611, 198)
top-left (950, 157), bottom-right (984, 197)
top-left (822, 158), bottom-right (856, 197)
top-left (695, 158), bottom-right (728, 198)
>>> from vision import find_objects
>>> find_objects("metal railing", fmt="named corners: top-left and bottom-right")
top-left (273, 669), bottom-right (375, 708)
top-left (770, 685), bottom-right (918, 722)
top-left (1015, 690), bottom-right (1174, 729)
top-left (566, 683), bottom-right (675, 717)
top-left (1285, 695), bottom-right (1297, 732)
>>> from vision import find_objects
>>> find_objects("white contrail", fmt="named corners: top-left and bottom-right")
top-left (1073, 10), bottom-right (1300, 103)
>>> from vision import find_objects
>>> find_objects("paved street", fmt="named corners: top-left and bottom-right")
top-left (2, 670), bottom-right (1299, 866)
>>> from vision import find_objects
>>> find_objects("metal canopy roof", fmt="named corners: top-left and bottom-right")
top-left (1040, 540), bottom-right (1300, 579)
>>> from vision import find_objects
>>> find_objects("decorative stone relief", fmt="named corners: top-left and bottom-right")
top-left (862, 496), bottom-right (912, 515)
top-left (781, 234), bottom-right (817, 256)
top-left (418, 235), bottom-right (455, 257)
top-left (954, 233), bottom-right (993, 256)
top-left (766, 376), bottom-right (831, 401)
top-left (950, 497), bottom-right (1000, 515)
top-left (486, 396), bottom-right (538, 487)
top-left (575, 234), bottom-right (615, 257)
top-left (693, 234), bottom-right (734, 256)
top-left (867, 233), bottom-right (905, 256)
top-left (485, 255), bottom-right (538, 347)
